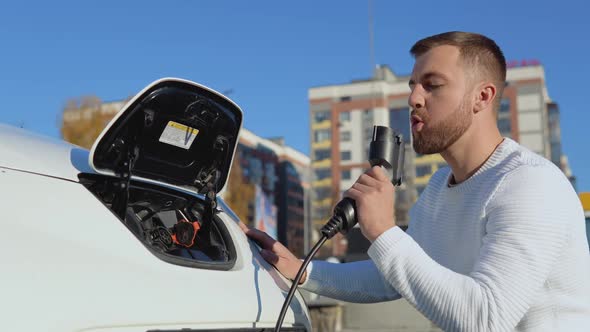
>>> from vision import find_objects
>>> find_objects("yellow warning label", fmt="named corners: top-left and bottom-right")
top-left (168, 121), bottom-right (199, 134)
top-left (159, 121), bottom-right (199, 150)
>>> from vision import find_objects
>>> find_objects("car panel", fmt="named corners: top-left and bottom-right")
top-left (78, 172), bottom-right (239, 270)
top-left (0, 167), bottom-right (309, 331)
top-left (89, 78), bottom-right (243, 195)
top-left (0, 123), bottom-right (94, 181)
top-left (0, 77), bottom-right (310, 331)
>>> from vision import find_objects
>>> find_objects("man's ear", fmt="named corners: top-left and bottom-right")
top-left (474, 82), bottom-right (497, 114)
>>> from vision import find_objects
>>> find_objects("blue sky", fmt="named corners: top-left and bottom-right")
top-left (1, 0), bottom-right (588, 192)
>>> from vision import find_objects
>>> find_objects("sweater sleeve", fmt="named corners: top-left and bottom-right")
top-left (300, 259), bottom-right (401, 303)
top-left (367, 165), bottom-right (573, 331)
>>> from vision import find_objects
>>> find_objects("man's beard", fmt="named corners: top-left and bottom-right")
top-left (412, 98), bottom-right (472, 154)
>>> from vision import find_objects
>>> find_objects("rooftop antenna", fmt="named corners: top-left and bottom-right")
top-left (368, 0), bottom-right (375, 74)
top-left (368, 0), bottom-right (377, 110)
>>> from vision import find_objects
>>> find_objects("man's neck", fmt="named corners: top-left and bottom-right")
top-left (441, 127), bottom-right (504, 185)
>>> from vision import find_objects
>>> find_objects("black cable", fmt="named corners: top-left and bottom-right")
top-left (274, 126), bottom-right (403, 330)
top-left (274, 235), bottom-right (328, 332)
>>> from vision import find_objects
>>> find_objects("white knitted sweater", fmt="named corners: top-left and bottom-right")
top-left (302, 138), bottom-right (590, 331)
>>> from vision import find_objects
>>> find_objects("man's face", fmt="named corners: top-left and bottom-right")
top-left (408, 45), bottom-right (474, 154)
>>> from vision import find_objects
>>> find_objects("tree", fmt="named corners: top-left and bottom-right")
top-left (61, 96), bottom-right (113, 149)
top-left (223, 148), bottom-right (255, 225)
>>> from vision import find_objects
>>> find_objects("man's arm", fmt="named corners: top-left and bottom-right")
top-left (367, 166), bottom-right (573, 331)
top-left (240, 222), bottom-right (400, 303)
top-left (301, 259), bottom-right (401, 303)
top-left (239, 223), bottom-right (400, 303)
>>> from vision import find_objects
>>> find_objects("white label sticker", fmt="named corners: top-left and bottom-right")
top-left (159, 121), bottom-right (199, 150)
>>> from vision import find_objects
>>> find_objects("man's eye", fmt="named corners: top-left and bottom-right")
top-left (424, 83), bottom-right (442, 91)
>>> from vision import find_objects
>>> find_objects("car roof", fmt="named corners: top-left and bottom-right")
top-left (0, 123), bottom-right (96, 181)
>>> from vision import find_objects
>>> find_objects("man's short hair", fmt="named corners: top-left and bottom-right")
top-left (410, 31), bottom-right (507, 111)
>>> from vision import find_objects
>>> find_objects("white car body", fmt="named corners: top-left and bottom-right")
top-left (0, 78), bottom-right (311, 332)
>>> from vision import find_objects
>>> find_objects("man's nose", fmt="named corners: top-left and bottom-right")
top-left (408, 88), bottom-right (424, 109)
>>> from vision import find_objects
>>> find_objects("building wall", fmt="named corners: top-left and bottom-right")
top-left (277, 159), bottom-right (309, 257)
top-left (516, 85), bottom-right (546, 156)
top-left (234, 129), bottom-right (310, 256)
top-left (547, 102), bottom-right (562, 167)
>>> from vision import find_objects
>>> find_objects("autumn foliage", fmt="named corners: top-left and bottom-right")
top-left (61, 96), bottom-right (116, 149)
top-left (223, 148), bottom-right (255, 225)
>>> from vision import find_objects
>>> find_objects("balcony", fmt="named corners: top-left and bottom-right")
top-left (312, 178), bottom-right (332, 188)
top-left (312, 140), bottom-right (331, 149)
top-left (414, 175), bottom-right (431, 186)
top-left (415, 153), bottom-right (445, 164)
top-left (312, 197), bottom-right (332, 208)
top-left (312, 119), bottom-right (331, 130)
top-left (312, 158), bottom-right (331, 168)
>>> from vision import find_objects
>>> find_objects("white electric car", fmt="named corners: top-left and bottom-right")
top-left (0, 78), bottom-right (311, 331)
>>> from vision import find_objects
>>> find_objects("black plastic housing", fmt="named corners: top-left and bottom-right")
top-left (321, 125), bottom-right (404, 238)
top-left (369, 126), bottom-right (404, 186)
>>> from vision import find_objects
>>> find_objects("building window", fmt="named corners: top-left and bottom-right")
top-left (499, 98), bottom-right (510, 114)
top-left (437, 162), bottom-right (448, 170)
top-left (315, 187), bottom-right (331, 200)
top-left (341, 151), bottom-right (351, 161)
top-left (339, 111), bottom-right (351, 122)
top-left (340, 96), bottom-right (351, 102)
top-left (498, 118), bottom-right (511, 136)
top-left (314, 149), bottom-right (331, 160)
top-left (314, 110), bottom-right (330, 122)
top-left (416, 164), bottom-right (431, 177)
top-left (364, 125), bottom-right (374, 139)
top-left (314, 129), bottom-right (331, 142)
top-left (389, 107), bottom-right (411, 140)
top-left (314, 206), bottom-right (332, 220)
top-left (416, 185), bottom-right (426, 195)
top-left (340, 131), bottom-right (351, 142)
top-left (341, 170), bottom-right (351, 180)
top-left (363, 109), bottom-right (373, 121)
top-left (315, 168), bottom-right (331, 180)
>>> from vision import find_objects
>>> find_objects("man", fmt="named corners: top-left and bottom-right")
top-left (242, 32), bottom-right (590, 331)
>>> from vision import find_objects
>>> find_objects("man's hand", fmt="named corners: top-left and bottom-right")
top-left (344, 166), bottom-right (396, 242)
top-left (239, 222), bottom-right (306, 283)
